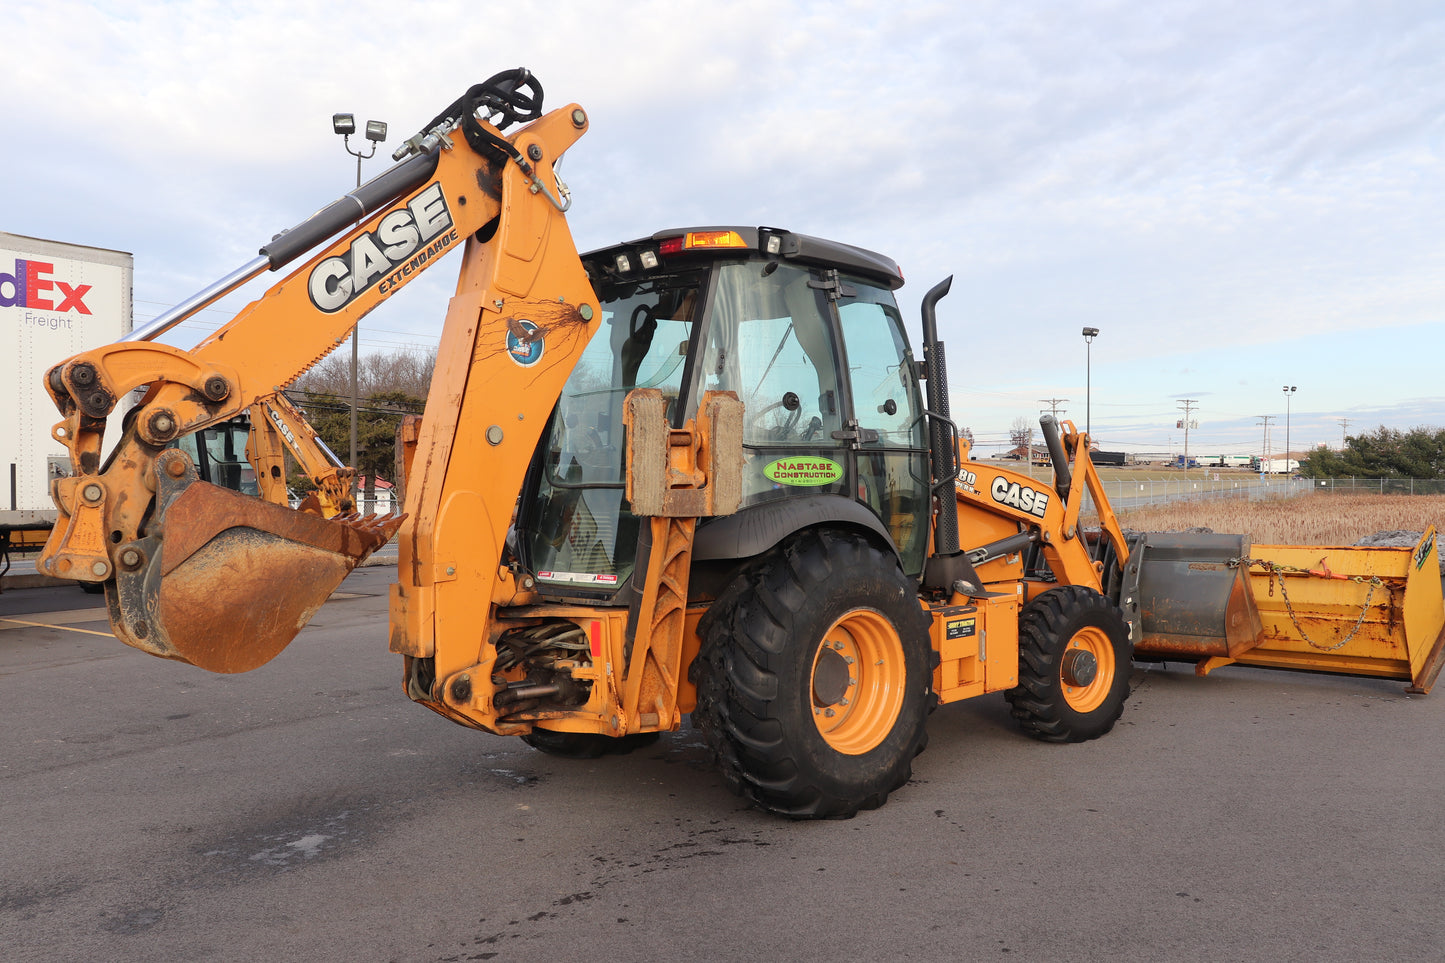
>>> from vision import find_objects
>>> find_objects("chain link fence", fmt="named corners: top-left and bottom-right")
top-left (1062, 475), bottom-right (1445, 513)
top-left (1081, 476), bottom-right (1313, 511)
top-left (1303, 477), bottom-right (1445, 495)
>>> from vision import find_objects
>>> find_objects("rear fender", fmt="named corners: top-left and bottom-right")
top-left (692, 494), bottom-right (900, 567)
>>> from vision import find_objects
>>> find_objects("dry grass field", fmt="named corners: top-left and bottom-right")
top-left (1096, 493), bottom-right (1445, 545)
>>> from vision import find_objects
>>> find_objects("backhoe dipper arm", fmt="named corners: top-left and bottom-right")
top-left (37, 74), bottom-right (598, 676)
top-left (247, 392), bottom-right (355, 516)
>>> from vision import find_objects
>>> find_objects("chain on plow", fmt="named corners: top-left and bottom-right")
top-left (1229, 556), bottom-right (1383, 652)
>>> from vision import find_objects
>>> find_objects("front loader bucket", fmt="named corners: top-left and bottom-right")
top-left (108, 462), bottom-right (401, 673)
top-left (1118, 528), bottom-right (1445, 692)
top-left (1120, 532), bottom-right (1265, 660)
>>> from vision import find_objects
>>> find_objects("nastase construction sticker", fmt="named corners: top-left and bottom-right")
top-left (763, 456), bottom-right (842, 487)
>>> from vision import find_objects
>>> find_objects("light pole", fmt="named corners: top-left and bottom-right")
top-left (1283, 385), bottom-right (1296, 476)
top-left (1081, 327), bottom-right (1099, 439)
top-left (332, 113), bottom-right (387, 509)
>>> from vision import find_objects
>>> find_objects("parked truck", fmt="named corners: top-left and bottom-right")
top-left (1, 233), bottom-right (132, 569)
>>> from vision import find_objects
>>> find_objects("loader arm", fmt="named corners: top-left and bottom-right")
top-left (1056, 420), bottom-right (1131, 575)
top-left (38, 74), bottom-right (597, 673)
top-left (952, 419), bottom-right (1128, 597)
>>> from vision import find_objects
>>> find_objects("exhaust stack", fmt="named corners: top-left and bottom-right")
top-left (919, 277), bottom-right (982, 595)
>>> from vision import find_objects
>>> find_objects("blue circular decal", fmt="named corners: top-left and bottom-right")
top-left (506, 319), bottom-right (545, 367)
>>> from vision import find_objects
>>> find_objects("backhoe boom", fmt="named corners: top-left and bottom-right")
top-left (39, 75), bottom-right (597, 674)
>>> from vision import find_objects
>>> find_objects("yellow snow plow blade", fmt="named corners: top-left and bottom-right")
top-left (103, 454), bottom-right (402, 673)
top-left (1136, 528), bottom-right (1445, 692)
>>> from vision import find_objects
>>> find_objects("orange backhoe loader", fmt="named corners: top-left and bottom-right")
top-left (38, 71), bottom-right (1445, 818)
top-left (174, 391), bottom-right (355, 516)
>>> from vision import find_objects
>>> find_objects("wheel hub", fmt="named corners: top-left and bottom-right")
top-left (1061, 647), bottom-right (1098, 687)
top-left (812, 645), bottom-right (851, 706)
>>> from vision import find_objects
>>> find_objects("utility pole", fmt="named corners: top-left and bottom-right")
top-left (1039, 398), bottom-right (1069, 420)
top-left (1037, 400), bottom-right (1069, 470)
top-left (1257, 415), bottom-right (1275, 474)
top-left (1176, 399), bottom-right (1198, 470)
top-left (1338, 417), bottom-right (1351, 449)
top-left (1282, 385), bottom-right (1296, 473)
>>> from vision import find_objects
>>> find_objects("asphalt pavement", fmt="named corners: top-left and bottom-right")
top-left (3, 568), bottom-right (1443, 962)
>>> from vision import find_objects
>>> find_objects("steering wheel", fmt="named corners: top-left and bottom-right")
top-left (629, 303), bottom-right (657, 338)
top-left (750, 391), bottom-right (803, 440)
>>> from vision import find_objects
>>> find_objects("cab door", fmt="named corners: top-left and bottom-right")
top-left (836, 279), bottom-right (930, 576)
top-left (698, 261), bottom-right (850, 506)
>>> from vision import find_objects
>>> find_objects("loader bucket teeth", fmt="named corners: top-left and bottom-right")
top-left (108, 474), bottom-right (402, 673)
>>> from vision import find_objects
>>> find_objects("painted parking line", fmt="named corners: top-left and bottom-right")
top-left (0, 591), bottom-right (365, 637)
top-left (0, 615), bottom-right (113, 637)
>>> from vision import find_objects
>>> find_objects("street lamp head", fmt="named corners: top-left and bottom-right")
top-left (332, 112), bottom-right (356, 136)
top-left (1082, 326), bottom-right (1099, 339)
top-left (365, 120), bottom-right (388, 143)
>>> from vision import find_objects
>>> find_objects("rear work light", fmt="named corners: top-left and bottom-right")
top-left (658, 231), bottom-right (750, 256)
top-left (613, 250), bottom-right (660, 273)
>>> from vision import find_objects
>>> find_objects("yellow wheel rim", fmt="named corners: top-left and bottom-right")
top-left (809, 609), bottom-right (906, 755)
top-left (1060, 625), bottom-right (1115, 713)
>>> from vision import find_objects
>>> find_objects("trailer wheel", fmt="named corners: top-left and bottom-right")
top-left (692, 529), bottom-right (933, 819)
top-left (521, 729), bottom-right (660, 759)
top-left (1006, 585), bottom-right (1131, 742)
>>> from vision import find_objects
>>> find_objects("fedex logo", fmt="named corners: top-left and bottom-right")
top-left (0, 259), bottom-right (93, 314)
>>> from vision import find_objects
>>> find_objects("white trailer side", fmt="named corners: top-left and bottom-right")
top-left (1, 232), bottom-right (133, 529)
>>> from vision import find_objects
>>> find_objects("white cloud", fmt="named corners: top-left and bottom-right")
top-left (5, 0), bottom-right (1442, 450)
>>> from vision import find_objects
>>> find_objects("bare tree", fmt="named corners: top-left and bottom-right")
top-left (1009, 416), bottom-right (1034, 458)
top-left (293, 346), bottom-right (436, 398)
top-left (285, 347), bottom-right (435, 509)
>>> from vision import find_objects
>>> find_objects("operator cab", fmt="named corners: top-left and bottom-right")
top-left (517, 227), bottom-right (929, 601)
top-left (169, 415), bottom-right (258, 496)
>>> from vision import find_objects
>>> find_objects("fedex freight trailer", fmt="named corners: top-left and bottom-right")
top-left (1, 232), bottom-right (133, 534)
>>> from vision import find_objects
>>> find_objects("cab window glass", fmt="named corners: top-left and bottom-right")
top-left (701, 262), bottom-right (843, 448)
top-left (838, 281), bottom-right (928, 575)
top-left (525, 278), bottom-right (697, 585)
top-left (837, 288), bottom-right (924, 448)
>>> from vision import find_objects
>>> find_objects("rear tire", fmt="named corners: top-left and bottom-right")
top-left (521, 730), bottom-right (661, 759)
top-left (692, 529), bottom-right (933, 819)
top-left (1005, 585), bottom-right (1131, 742)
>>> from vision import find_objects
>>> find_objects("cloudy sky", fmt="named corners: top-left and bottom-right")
top-left (7, 0), bottom-right (1443, 458)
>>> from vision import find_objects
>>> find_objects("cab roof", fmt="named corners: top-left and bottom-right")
top-left (583, 226), bottom-right (904, 291)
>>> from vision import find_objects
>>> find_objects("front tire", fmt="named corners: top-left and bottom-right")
top-left (692, 530), bottom-right (933, 819)
top-left (1005, 585), bottom-right (1131, 742)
